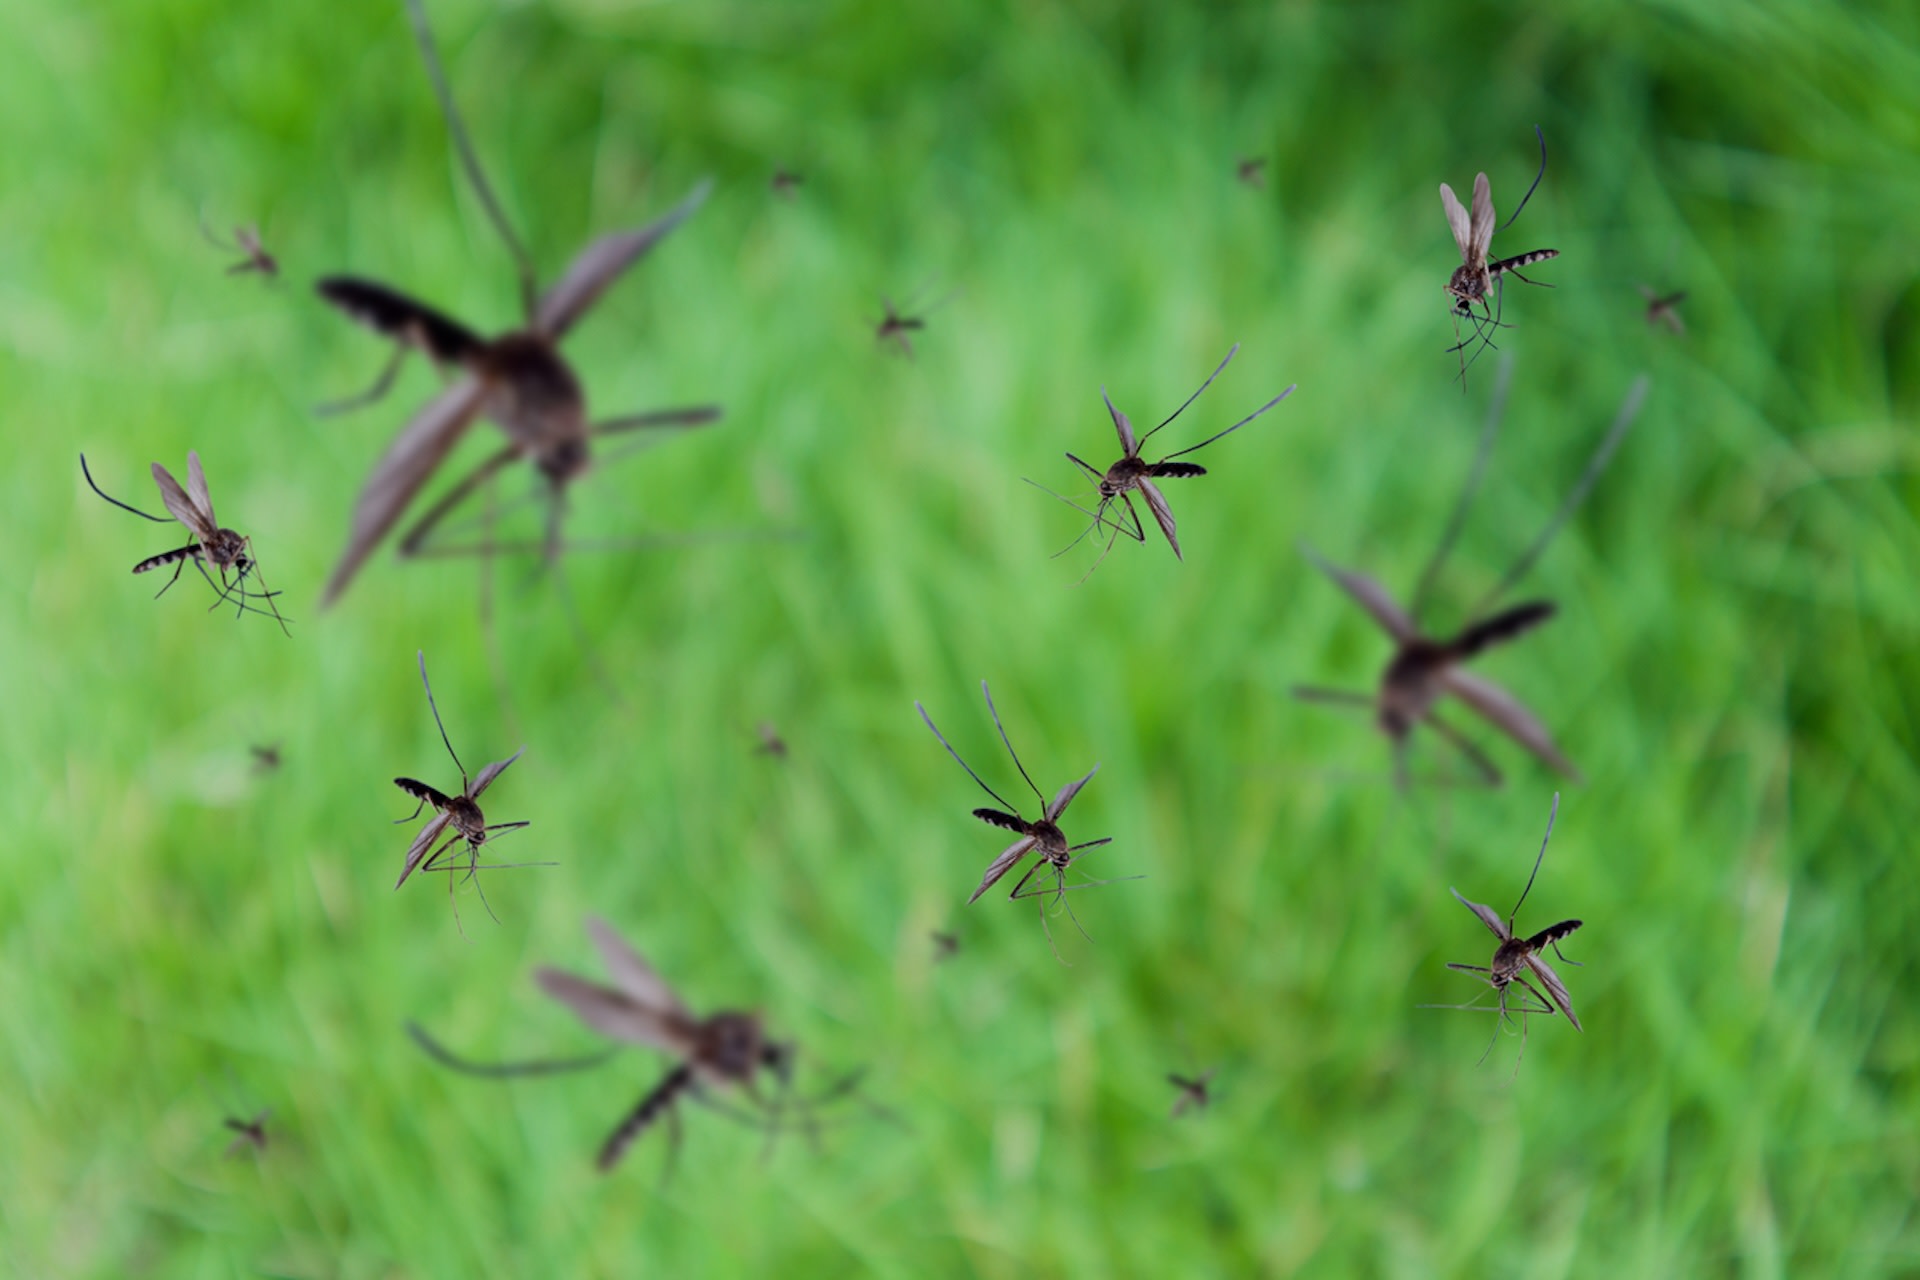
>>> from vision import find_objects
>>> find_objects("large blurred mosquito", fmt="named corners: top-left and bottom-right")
top-left (409, 918), bottom-right (865, 1176)
top-left (391, 651), bottom-right (539, 921)
top-left (1640, 285), bottom-right (1687, 335)
top-left (1037, 344), bottom-right (1294, 575)
top-left (79, 452), bottom-right (290, 635)
top-left (201, 220), bottom-right (278, 278)
top-left (1292, 369), bottom-right (1647, 789)
top-left (1440, 127), bottom-right (1559, 385)
top-left (317, 0), bottom-right (720, 607)
top-left (1426, 793), bottom-right (1583, 1068)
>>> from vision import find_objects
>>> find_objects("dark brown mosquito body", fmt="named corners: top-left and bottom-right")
top-left (1434, 794), bottom-right (1584, 1065)
top-left (79, 452), bottom-right (290, 634)
top-left (391, 651), bottom-right (533, 910)
top-left (1167, 1069), bottom-right (1217, 1118)
top-left (1640, 286), bottom-right (1688, 335)
top-left (223, 1110), bottom-right (272, 1157)
top-left (873, 289), bottom-right (951, 359)
top-left (931, 931), bottom-right (960, 962)
top-left (1236, 157), bottom-right (1267, 188)
top-left (203, 221), bottom-right (277, 278)
top-left (250, 743), bottom-right (282, 774)
top-left (771, 168), bottom-right (805, 199)
top-left (755, 722), bottom-right (789, 760)
top-left (317, 0), bottom-right (720, 606)
top-left (1293, 370), bottom-right (1647, 789)
top-left (1045, 344), bottom-right (1294, 572)
top-left (1440, 128), bottom-right (1559, 384)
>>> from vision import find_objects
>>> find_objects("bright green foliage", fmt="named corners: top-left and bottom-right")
top-left (2, 0), bottom-right (1917, 1275)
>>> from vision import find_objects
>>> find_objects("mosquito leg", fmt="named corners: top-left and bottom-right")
top-left (405, 1022), bottom-right (617, 1078)
top-left (590, 405), bottom-right (722, 437)
top-left (1423, 712), bottom-right (1504, 789)
top-left (79, 456), bottom-right (171, 522)
top-left (315, 343), bottom-right (409, 417)
top-left (152, 553), bottom-right (192, 601)
top-left (396, 443), bottom-right (524, 559)
top-left (1289, 686), bottom-right (1372, 710)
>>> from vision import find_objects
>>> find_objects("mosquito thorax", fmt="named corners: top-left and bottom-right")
top-left (477, 333), bottom-right (588, 463)
top-left (446, 795), bottom-right (487, 839)
top-left (1102, 455), bottom-right (1150, 495)
top-left (1379, 641), bottom-right (1447, 736)
top-left (697, 1012), bottom-right (767, 1081)
top-left (1031, 818), bottom-right (1069, 858)
top-left (207, 528), bottom-right (250, 568)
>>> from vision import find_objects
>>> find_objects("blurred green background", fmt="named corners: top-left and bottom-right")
top-left (3, 0), bottom-right (1917, 1274)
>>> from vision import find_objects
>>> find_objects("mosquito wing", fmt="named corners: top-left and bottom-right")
top-left (321, 377), bottom-right (488, 607)
top-left (584, 916), bottom-right (690, 1020)
top-left (149, 462), bottom-right (206, 536)
top-left (1469, 172), bottom-right (1495, 264)
top-left (1449, 887), bottom-right (1513, 942)
top-left (1138, 478), bottom-right (1181, 559)
top-left (1439, 182), bottom-right (1473, 259)
top-left (185, 451), bottom-right (218, 529)
top-left (535, 179), bottom-right (713, 342)
top-left (967, 835), bottom-right (1039, 904)
top-left (1044, 764), bottom-right (1100, 822)
top-left (534, 967), bottom-right (694, 1054)
top-left (1101, 387), bottom-right (1137, 456)
top-left (395, 811), bottom-right (454, 889)
top-left (1440, 668), bottom-right (1581, 780)
top-left (1301, 544), bottom-right (1415, 642)
top-left (1522, 951), bottom-right (1583, 1031)
top-left (469, 748), bottom-right (525, 800)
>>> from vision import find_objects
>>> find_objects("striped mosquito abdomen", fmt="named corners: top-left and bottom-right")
top-left (131, 544), bottom-right (202, 575)
top-left (597, 1063), bottom-right (695, 1172)
top-left (1490, 249), bottom-right (1560, 279)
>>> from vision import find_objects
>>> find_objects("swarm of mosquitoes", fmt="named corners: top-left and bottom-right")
top-left (81, 0), bottom-right (1654, 1182)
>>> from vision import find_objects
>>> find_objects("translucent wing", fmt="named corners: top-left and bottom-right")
top-left (1439, 183), bottom-right (1472, 258)
top-left (1102, 386), bottom-right (1137, 456)
top-left (185, 451), bottom-right (217, 528)
top-left (1138, 478), bottom-right (1181, 559)
top-left (585, 916), bottom-right (689, 1019)
top-left (1450, 887), bottom-right (1513, 941)
top-left (1301, 544), bottom-right (1415, 642)
top-left (1470, 172), bottom-right (1495, 264)
top-left (535, 179), bottom-right (713, 341)
top-left (1523, 952), bottom-right (1583, 1031)
top-left (534, 968), bottom-right (691, 1054)
top-left (1045, 764), bottom-right (1100, 822)
top-left (469, 748), bottom-right (525, 799)
top-left (967, 836), bottom-right (1039, 904)
top-left (149, 462), bottom-right (204, 535)
top-left (394, 812), bottom-right (454, 889)
top-left (1440, 668), bottom-right (1581, 780)
top-left (321, 377), bottom-right (488, 607)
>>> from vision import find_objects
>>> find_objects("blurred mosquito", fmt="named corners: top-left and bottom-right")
top-left (1440, 126), bottom-right (1559, 386)
top-left (391, 651), bottom-right (541, 923)
top-left (1425, 793), bottom-right (1583, 1069)
top-left (931, 930), bottom-right (960, 962)
top-left (1292, 367), bottom-right (1647, 789)
top-left (201, 220), bottom-right (278, 278)
top-left (873, 287), bottom-right (952, 358)
top-left (1640, 285), bottom-right (1687, 335)
top-left (1236, 156), bottom-right (1267, 189)
top-left (80, 452), bottom-right (290, 634)
top-left (1167, 1068), bottom-right (1216, 1118)
top-left (250, 743), bottom-right (283, 775)
top-left (223, 1109), bottom-right (272, 1157)
top-left (771, 168), bottom-right (805, 199)
top-left (317, 0), bottom-right (720, 607)
top-left (755, 722), bottom-right (789, 760)
top-left (409, 918), bottom-right (866, 1176)
top-left (1035, 344), bottom-right (1293, 575)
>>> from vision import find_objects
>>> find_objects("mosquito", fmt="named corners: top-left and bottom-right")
top-left (250, 743), bottom-right (283, 775)
top-left (408, 919), bottom-right (865, 1176)
top-left (1236, 156), bottom-right (1267, 189)
top-left (202, 220), bottom-right (278, 278)
top-left (317, 0), bottom-right (721, 607)
top-left (391, 650), bottom-right (539, 921)
top-left (1039, 344), bottom-right (1293, 574)
top-left (1640, 285), bottom-right (1687, 335)
top-left (79, 452), bottom-right (291, 634)
top-left (930, 930), bottom-right (960, 962)
top-left (771, 168), bottom-right (805, 199)
top-left (1440, 126), bottom-right (1559, 385)
top-left (873, 287), bottom-right (953, 359)
top-left (1167, 1068), bottom-right (1217, 1118)
top-left (223, 1109), bottom-right (272, 1157)
top-left (1429, 793), bottom-right (1583, 1068)
top-left (1292, 367), bottom-right (1648, 789)
top-left (755, 722), bottom-right (789, 760)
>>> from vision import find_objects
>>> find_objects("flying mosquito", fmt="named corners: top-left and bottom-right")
top-left (317, 0), bottom-right (721, 607)
top-left (391, 651), bottom-right (539, 918)
top-left (1038, 344), bottom-right (1293, 573)
top-left (408, 918), bottom-right (865, 1176)
top-left (1292, 367), bottom-right (1648, 789)
top-left (1430, 793), bottom-right (1583, 1066)
top-left (771, 168), bottom-right (805, 199)
top-left (201, 220), bottom-right (278, 278)
top-left (930, 930), bottom-right (960, 962)
top-left (1167, 1067), bottom-right (1217, 1118)
top-left (223, 1109), bottom-right (272, 1157)
top-left (755, 722), bottom-right (789, 760)
top-left (250, 743), bottom-right (283, 775)
top-left (1236, 156), bottom-right (1267, 189)
top-left (79, 451), bottom-right (291, 634)
top-left (1640, 285), bottom-right (1688, 335)
top-left (872, 287), bottom-right (954, 359)
top-left (1440, 126), bottom-right (1559, 384)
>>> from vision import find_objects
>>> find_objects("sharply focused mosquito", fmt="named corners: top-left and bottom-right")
top-left (1426, 793), bottom-right (1584, 1069)
top-left (223, 1109), bottom-right (272, 1157)
top-left (1293, 367), bottom-right (1648, 789)
top-left (201, 220), bottom-right (278, 278)
top-left (409, 918), bottom-right (864, 1176)
top-left (1037, 344), bottom-right (1294, 575)
top-left (79, 451), bottom-right (290, 634)
top-left (1440, 127), bottom-right (1559, 385)
top-left (391, 651), bottom-right (539, 920)
top-left (317, 0), bottom-right (721, 607)
top-left (1640, 285), bottom-right (1688, 335)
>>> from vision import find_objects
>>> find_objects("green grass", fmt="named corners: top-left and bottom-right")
top-left (3, 0), bottom-right (1918, 1274)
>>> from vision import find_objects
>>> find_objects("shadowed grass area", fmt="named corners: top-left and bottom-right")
top-left (3, 0), bottom-right (1917, 1275)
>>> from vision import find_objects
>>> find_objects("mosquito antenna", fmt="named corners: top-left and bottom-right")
top-left (1408, 353), bottom-right (1513, 626)
top-left (80, 455), bottom-right (170, 523)
top-left (405, 1021), bottom-right (617, 1077)
top-left (1134, 343), bottom-right (1239, 451)
top-left (237, 553), bottom-right (294, 637)
top-left (978, 681), bottom-right (1047, 809)
top-left (1158, 383), bottom-right (1297, 462)
top-left (916, 702), bottom-right (1021, 814)
top-left (414, 650), bottom-right (469, 786)
top-left (1495, 125), bottom-right (1548, 235)
top-left (402, 0), bottom-right (537, 323)
top-left (1508, 792), bottom-right (1561, 926)
top-left (1467, 374), bottom-right (1647, 619)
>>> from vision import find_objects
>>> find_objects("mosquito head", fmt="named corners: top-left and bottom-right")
top-left (700, 1011), bottom-right (769, 1084)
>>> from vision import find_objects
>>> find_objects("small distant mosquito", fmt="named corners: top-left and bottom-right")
top-left (1293, 368), bottom-right (1648, 789)
top-left (872, 287), bottom-right (955, 359)
top-left (1440, 127), bottom-right (1559, 385)
top-left (223, 1109), bottom-right (272, 1157)
top-left (250, 743), bottom-right (283, 774)
top-left (1236, 156), bottom-right (1267, 189)
top-left (1167, 1067), bottom-right (1217, 1118)
top-left (1039, 344), bottom-right (1293, 573)
top-left (202, 220), bottom-right (278, 278)
top-left (79, 452), bottom-right (290, 634)
top-left (755, 722), bottom-right (789, 760)
top-left (410, 918), bottom-right (864, 1176)
top-left (391, 651), bottom-right (537, 919)
top-left (930, 930), bottom-right (960, 962)
top-left (317, 0), bottom-right (720, 606)
top-left (771, 168), bottom-right (805, 199)
top-left (1430, 793), bottom-right (1584, 1067)
top-left (1640, 285), bottom-right (1687, 335)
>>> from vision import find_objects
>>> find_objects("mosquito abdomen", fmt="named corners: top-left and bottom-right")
top-left (317, 277), bottom-right (484, 365)
top-left (1448, 601), bottom-right (1556, 659)
top-left (1149, 462), bottom-right (1207, 479)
